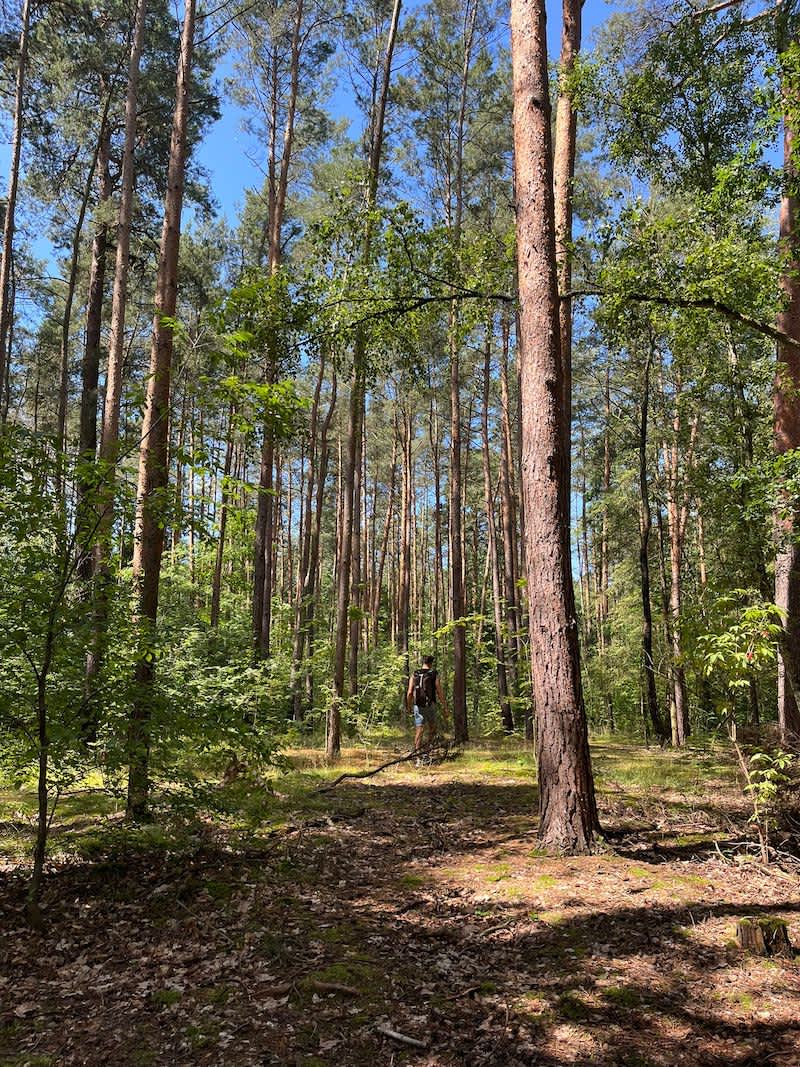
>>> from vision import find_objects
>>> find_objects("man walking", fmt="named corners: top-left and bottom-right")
top-left (407, 655), bottom-right (450, 752)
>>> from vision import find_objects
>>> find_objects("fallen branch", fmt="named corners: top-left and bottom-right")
top-left (305, 979), bottom-right (360, 996)
top-left (316, 740), bottom-right (457, 793)
top-left (376, 1024), bottom-right (428, 1049)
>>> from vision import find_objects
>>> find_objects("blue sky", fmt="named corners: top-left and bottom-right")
top-left (197, 0), bottom-right (621, 225)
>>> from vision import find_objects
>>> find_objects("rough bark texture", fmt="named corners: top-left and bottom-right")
top-left (128, 0), bottom-right (196, 818)
top-left (511, 0), bottom-right (598, 853)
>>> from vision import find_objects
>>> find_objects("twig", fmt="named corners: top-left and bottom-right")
top-left (376, 1025), bottom-right (428, 1049)
top-left (305, 979), bottom-right (360, 996)
top-left (315, 742), bottom-right (455, 793)
top-left (443, 985), bottom-right (481, 1001)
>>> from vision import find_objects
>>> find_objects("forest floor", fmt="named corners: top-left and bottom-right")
top-left (1, 739), bottom-right (799, 1067)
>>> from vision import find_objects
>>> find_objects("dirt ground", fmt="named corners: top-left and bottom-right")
top-left (1, 742), bottom-right (799, 1066)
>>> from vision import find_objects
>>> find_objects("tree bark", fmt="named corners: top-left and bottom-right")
top-left (638, 341), bottom-right (667, 743)
top-left (482, 326), bottom-right (513, 731)
top-left (511, 0), bottom-right (598, 852)
top-left (328, 0), bottom-right (402, 759)
top-left (128, 0), bottom-right (196, 819)
top-left (76, 115), bottom-right (112, 580)
top-left (86, 0), bottom-right (148, 692)
top-left (553, 0), bottom-right (582, 486)
top-left (774, 32), bottom-right (800, 745)
top-left (0, 0), bottom-right (32, 418)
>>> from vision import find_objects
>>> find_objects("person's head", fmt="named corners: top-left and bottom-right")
top-left (423, 655), bottom-right (435, 668)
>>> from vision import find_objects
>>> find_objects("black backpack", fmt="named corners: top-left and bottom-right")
top-left (413, 668), bottom-right (436, 708)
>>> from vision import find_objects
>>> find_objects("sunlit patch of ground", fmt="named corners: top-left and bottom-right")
top-left (1, 740), bottom-right (798, 1065)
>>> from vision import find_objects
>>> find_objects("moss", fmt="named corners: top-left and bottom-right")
top-left (604, 985), bottom-right (641, 1009)
top-left (531, 874), bottom-right (557, 890)
top-left (152, 989), bottom-right (182, 1008)
top-left (399, 873), bottom-right (425, 888)
top-left (554, 992), bottom-right (593, 1022)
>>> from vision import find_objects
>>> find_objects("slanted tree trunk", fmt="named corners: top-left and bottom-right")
top-left (76, 116), bottom-right (112, 580)
top-left (510, 0), bottom-right (598, 852)
top-left (128, 0), bottom-right (196, 819)
top-left (0, 0), bottom-right (32, 418)
top-left (56, 82), bottom-right (117, 493)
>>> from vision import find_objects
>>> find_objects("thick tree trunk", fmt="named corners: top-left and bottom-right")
top-left (0, 0), bottom-right (32, 418)
top-left (128, 0), bottom-right (196, 819)
top-left (511, 0), bottom-right (598, 853)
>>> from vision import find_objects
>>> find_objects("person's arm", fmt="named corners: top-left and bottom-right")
top-left (435, 676), bottom-right (449, 721)
top-left (407, 674), bottom-right (415, 710)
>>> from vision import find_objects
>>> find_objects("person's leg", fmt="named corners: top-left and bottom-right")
top-left (413, 706), bottom-right (424, 750)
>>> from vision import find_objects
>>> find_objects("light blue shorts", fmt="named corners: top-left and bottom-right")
top-left (413, 704), bottom-right (437, 728)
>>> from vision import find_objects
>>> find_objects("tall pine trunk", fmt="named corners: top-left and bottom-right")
top-left (510, 0), bottom-right (598, 853)
top-left (327, 0), bottom-right (401, 759)
top-left (0, 0), bottom-right (32, 418)
top-left (775, 32), bottom-right (800, 745)
top-left (128, 0), bottom-right (196, 818)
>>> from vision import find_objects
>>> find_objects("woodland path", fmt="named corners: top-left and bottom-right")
top-left (1, 744), bottom-right (799, 1066)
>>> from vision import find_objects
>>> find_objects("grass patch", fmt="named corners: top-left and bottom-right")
top-left (604, 985), bottom-right (642, 1009)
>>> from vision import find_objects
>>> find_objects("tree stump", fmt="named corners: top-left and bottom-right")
top-left (735, 917), bottom-right (793, 958)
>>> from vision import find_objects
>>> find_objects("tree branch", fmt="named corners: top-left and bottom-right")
top-left (569, 287), bottom-right (800, 350)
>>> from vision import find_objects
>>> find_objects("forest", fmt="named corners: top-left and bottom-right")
top-left (1, 0), bottom-right (799, 1064)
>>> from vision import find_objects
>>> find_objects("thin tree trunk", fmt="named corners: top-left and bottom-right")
top-left (510, 0), bottom-right (598, 852)
top-left (76, 115), bottom-right (113, 580)
top-left (448, 0), bottom-right (478, 745)
top-left (328, 0), bottom-right (402, 759)
top-left (210, 402), bottom-right (235, 628)
top-left (774, 27), bottom-right (800, 745)
top-left (0, 0), bottom-right (32, 417)
top-left (57, 82), bottom-right (117, 486)
top-left (639, 341), bottom-right (667, 743)
top-left (128, 0), bottom-right (196, 819)
top-left (482, 327), bottom-right (513, 731)
top-left (87, 0), bottom-right (148, 691)
top-left (553, 0), bottom-right (582, 488)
